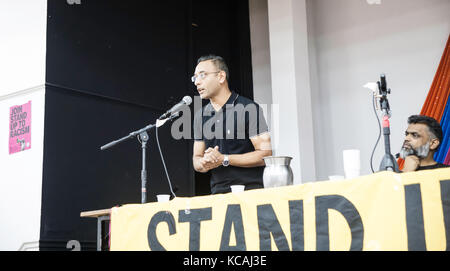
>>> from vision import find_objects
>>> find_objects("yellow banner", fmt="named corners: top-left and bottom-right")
top-left (110, 168), bottom-right (450, 251)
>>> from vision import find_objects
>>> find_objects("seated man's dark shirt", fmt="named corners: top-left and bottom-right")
top-left (417, 163), bottom-right (450, 171)
top-left (194, 91), bottom-right (269, 194)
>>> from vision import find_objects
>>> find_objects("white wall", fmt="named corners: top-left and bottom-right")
top-left (249, 0), bottom-right (277, 163)
top-left (307, 0), bottom-right (450, 180)
top-left (0, 87), bottom-right (46, 251)
top-left (249, 0), bottom-right (273, 112)
top-left (0, 0), bottom-right (47, 96)
top-left (249, 0), bottom-right (450, 182)
top-left (250, 0), bottom-right (317, 184)
top-left (0, 0), bottom-right (47, 250)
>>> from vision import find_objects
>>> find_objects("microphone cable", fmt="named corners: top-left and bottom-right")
top-left (370, 94), bottom-right (382, 173)
top-left (155, 120), bottom-right (177, 199)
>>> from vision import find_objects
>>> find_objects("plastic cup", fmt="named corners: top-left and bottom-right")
top-left (230, 185), bottom-right (245, 193)
top-left (328, 175), bottom-right (345, 181)
top-left (344, 169), bottom-right (360, 180)
top-left (343, 149), bottom-right (360, 179)
top-left (156, 194), bottom-right (170, 202)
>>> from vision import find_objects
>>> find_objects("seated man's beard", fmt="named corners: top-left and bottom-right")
top-left (399, 141), bottom-right (430, 159)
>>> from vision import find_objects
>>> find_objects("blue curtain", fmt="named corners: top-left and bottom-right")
top-left (435, 96), bottom-right (450, 163)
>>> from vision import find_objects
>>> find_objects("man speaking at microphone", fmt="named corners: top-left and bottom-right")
top-left (192, 55), bottom-right (272, 194)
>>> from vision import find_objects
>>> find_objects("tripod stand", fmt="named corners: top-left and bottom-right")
top-left (376, 74), bottom-right (400, 172)
top-left (100, 114), bottom-right (178, 203)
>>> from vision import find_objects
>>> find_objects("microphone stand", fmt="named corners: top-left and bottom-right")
top-left (100, 113), bottom-right (179, 204)
top-left (377, 75), bottom-right (400, 172)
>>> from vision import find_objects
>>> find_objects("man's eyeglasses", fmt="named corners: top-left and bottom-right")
top-left (191, 71), bottom-right (220, 83)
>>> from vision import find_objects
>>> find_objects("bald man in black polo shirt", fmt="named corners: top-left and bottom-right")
top-left (192, 55), bottom-right (272, 194)
top-left (400, 115), bottom-right (449, 172)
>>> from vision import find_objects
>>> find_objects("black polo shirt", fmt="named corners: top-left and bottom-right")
top-left (417, 163), bottom-right (449, 171)
top-left (193, 91), bottom-right (269, 194)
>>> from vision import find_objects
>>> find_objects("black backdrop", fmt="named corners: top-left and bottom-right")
top-left (41, 0), bottom-right (254, 250)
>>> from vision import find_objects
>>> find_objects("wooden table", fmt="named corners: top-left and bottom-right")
top-left (80, 208), bottom-right (111, 251)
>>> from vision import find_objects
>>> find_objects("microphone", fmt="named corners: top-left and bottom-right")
top-left (379, 74), bottom-right (387, 93)
top-left (159, 96), bottom-right (192, 120)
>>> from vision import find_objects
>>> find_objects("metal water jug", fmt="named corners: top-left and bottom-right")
top-left (262, 156), bottom-right (293, 188)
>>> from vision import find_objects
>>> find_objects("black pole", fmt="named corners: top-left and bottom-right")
top-left (139, 131), bottom-right (149, 204)
top-left (377, 75), bottom-right (400, 172)
top-left (100, 112), bottom-right (180, 204)
top-left (100, 123), bottom-right (156, 204)
top-left (378, 108), bottom-right (399, 172)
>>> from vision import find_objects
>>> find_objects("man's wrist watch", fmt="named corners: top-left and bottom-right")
top-left (222, 155), bottom-right (229, 167)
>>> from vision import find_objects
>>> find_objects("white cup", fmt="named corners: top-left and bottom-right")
top-left (230, 185), bottom-right (245, 193)
top-left (344, 170), bottom-right (360, 179)
top-left (343, 149), bottom-right (360, 179)
top-left (328, 175), bottom-right (345, 181)
top-left (156, 194), bottom-right (170, 202)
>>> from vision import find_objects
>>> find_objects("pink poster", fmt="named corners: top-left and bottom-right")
top-left (9, 101), bottom-right (32, 154)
